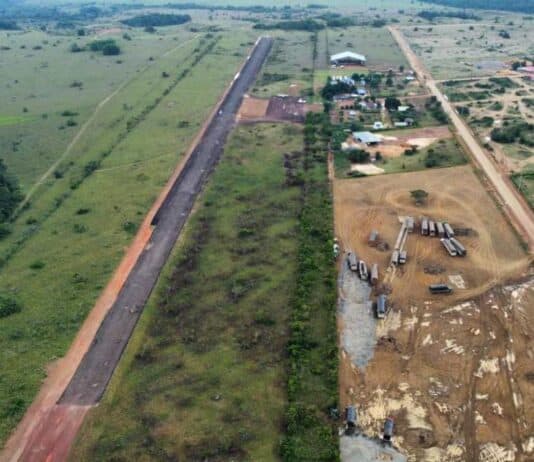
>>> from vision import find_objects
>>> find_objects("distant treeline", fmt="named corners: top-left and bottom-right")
top-left (0, 19), bottom-right (18, 30)
top-left (254, 18), bottom-right (325, 31)
top-left (121, 13), bottom-right (191, 28)
top-left (318, 13), bottom-right (356, 27)
top-left (420, 0), bottom-right (534, 14)
top-left (417, 9), bottom-right (481, 21)
top-left (0, 159), bottom-right (22, 226)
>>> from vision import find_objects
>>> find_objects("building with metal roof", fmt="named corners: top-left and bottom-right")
top-left (353, 131), bottom-right (382, 145)
top-left (330, 51), bottom-right (367, 65)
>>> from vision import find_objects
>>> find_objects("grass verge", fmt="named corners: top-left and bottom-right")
top-left (280, 112), bottom-right (339, 461)
top-left (70, 123), bottom-right (304, 461)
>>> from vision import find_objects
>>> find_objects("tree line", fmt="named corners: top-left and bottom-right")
top-left (0, 159), bottom-right (22, 236)
top-left (121, 13), bottom-right (191, 28)
top-left (421, 0), bottom-right (534, 14)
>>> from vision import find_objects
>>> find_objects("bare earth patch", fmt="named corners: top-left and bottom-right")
top-left (334, 166), bottom-right (532, 461)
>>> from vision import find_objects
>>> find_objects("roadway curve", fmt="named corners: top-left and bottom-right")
top-left (1, 36), bottom-right (273, 462)
top-left (389, 26), bottom-right (534, 248)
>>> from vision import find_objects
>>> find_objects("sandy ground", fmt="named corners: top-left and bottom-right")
top-left (236, 94), bottom-right (269, 120)
top-left (0, 38), bottom-right (266, 462)
top-left (389, 26), bottom-right (534, 248)
top-left (237, 95), bottom-right (321, 124)
top-left (334, 166), bottom-right (534, 461)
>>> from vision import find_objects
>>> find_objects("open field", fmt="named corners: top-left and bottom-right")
top-left (334, 166), bottom-right (532, 460)
top-left (251, 30), bottom-right (315, 98)
top-left (0, 28), bottom-right (256, 446)
top-left (70, 122), bottom-right (302, 461)
top-left (403, 21), bottom-right (534, 80)
top-left (328, 27), bottom-right (409, 70)
top-left (0, 26), bottom-right (197, 189)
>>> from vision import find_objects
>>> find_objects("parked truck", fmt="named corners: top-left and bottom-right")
top-left (444, 222), bottom-right (455, 238)
top-left (436, 221), bottom-right (445, 238)
top-left (358, 260), bottom-right (368, 280)
top-left (383, 417), bottom-right (395, 442)
top-left (450, 237), bottom-right (466, 257)
top-left (347, 252), bottom-right (358, 271)
top-left (429, 220), bottom-right (436, 237)
top-left (421, 218), bottom-right (429, 236)
top-left (370, 263), bottom-right (379, 285)
top-left (440, 238), bottom-right (457, 256)
top-left (376, 294), bottom-right (387, 319)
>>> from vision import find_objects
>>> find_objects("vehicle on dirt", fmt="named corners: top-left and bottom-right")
top-left (429, 284), bottom-right (453, 294)
top-left (347, 252), bottom-right (359, 271)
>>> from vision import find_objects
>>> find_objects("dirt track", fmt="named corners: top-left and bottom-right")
top-left (389, 26), bottom-right (534, 249)
top-left (1, 36), bottom-right (273, 462)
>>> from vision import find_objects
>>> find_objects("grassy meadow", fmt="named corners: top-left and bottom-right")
top-left (70, 123), bottom-right (303, 461)
top-left (0, 23), bottom-right (257, 445)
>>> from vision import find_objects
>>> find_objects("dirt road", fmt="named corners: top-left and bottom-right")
top-left (389, 26), bottom-right (534, 248)
top-left (1, 36), bottom-right (273, 462)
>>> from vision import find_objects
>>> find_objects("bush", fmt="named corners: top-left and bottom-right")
top-left (0, 294), bottom-right (22, 318)
top-left (121, 13), bottom-right (191, 28)
top-left (89, 39), bottom-right (121, 56)
top-left (347, 149), bottom-right (370, 163)
top-left (70, 43), bottom-right (84, 53)
top-left (102, 43), bottom-right (121, 56)
top-left (29, 260), bottom-right (45, 270)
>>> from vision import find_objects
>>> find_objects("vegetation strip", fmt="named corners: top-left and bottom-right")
top-left (71, 123), bottom-right (302, 460)
top-left (281, 112), bottom-right (339, 462)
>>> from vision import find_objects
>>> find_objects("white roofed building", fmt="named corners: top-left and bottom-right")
top-left (330, 51), bottom-right (367, 65)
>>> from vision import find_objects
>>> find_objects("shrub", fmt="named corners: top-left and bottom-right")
top-left (0, 294), bottom-right (22, 318)
top-left (102, 43), bottom-right (121, 56)
top-left (29, 260), bottom-right (45, 269)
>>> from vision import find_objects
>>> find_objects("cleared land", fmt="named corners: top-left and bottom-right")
top-left (70, 122), bottom-right (303, 461)
top-left (334, 166), bottom-right (532, 460)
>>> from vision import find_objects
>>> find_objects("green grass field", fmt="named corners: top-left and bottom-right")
top-left (70, 122), bottom-right (303, 461)
top-left (328, 26), bottom-right (408, 69)
top-left (512, 166), bottom-right (534, 210)
top-left (0, 26), bottom-right (257, 446)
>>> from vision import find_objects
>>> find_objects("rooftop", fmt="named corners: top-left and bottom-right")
top-left (353, 131), bottom-right (382, 144)
top-left (331, 51), bottom-right (367, 63)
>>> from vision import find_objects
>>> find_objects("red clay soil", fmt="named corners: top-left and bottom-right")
top-left (17, 406), bottom-right (90, 462)
top-left (0, 39), bottom-right (260, 462)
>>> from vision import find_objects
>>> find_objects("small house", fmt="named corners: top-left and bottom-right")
top-left (373, 121), bottom-right (385, 130)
